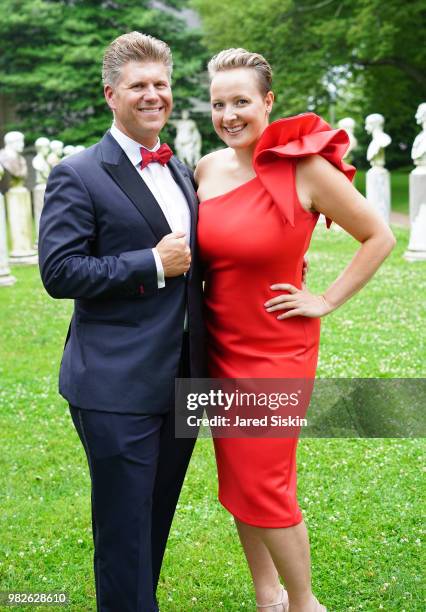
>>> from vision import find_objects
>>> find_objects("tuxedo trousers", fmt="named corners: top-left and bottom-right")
top-left (69, 334), bottom-right (194, 612)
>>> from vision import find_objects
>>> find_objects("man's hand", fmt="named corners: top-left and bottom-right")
top-left (156, 232), bottom-right (191, 277)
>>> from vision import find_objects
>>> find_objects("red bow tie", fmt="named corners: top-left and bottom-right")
top-left (140, 143), bottom-right (173, 170)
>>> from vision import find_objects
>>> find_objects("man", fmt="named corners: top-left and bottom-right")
top-left (39, 32), bottom-right (205, 612)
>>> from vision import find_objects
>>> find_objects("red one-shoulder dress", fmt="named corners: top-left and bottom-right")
top-left (197, 113), bottom-right (355, 527)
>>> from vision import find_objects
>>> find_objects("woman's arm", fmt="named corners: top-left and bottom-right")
top-left (265, 155), bottom-right (396, 319)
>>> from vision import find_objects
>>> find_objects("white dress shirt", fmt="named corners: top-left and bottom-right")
top-left (109, 123), bottom-right (191, 288)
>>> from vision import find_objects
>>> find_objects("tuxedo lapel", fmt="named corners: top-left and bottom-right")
top-left (100, 131), bottom-right (172, 240)
top-left (167, 156), bottom-right (198, 250)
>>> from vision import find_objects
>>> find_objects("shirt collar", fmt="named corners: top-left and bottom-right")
top-left (110, 123), bottom-right (161, 167)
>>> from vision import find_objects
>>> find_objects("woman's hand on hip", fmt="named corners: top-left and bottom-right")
top-left (264, 284), bottom-right (333, 319)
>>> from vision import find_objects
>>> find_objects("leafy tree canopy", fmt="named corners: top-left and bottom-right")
top-left (192, 0), bottom-right (426, 167)
top-left (0, 0), bottom-right (209, 148)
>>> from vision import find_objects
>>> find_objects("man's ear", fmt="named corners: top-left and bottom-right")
top-left (104, 85), bottom-right (115, 111)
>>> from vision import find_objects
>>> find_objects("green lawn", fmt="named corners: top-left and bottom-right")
top-left (0, 225), bottom-right (424, 611)
top-left (354, 168), bottom-right (410, 215)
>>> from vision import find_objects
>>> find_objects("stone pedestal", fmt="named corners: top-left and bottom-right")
top-left (405, 168), bottom-right (426, 261)
top-left (33, 183), bottom-right (46, 247)
top-left (405, 203), bottom-right (426, 261)
top-left (0, 193), bottom-right (16, 286)
top-left (366, 166), bottom-right (391, 224)
top-left (5, 186), bottom-right (38, 264)
top-left (408, 167), bottom-right (426, 225)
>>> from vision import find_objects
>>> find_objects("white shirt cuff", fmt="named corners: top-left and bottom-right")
top-left (152, 248), bottom-right (165, 288)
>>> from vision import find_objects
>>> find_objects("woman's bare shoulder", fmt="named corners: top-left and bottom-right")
top-left (297, 154), bottom-right (332, 173)
top-left (295, 155), bottom-right (340, 212)
top-left (194, 148), bottom-right (232, 182)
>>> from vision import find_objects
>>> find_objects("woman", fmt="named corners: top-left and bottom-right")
top-left (195, 49), bottom-right (395, 612)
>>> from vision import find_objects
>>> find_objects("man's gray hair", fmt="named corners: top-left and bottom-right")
top-left (102, 31), bottom-right (173, 87)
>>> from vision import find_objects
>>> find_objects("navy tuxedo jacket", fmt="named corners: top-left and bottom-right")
top-left (39, 131), bottom-right (205, 414)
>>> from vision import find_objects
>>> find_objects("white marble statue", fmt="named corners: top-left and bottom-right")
top-left (47, 139), bottom-right (64, 169)
top-left (32, 137), bottom-right (51, 184)
top-left (63, 144), bottom-right (86, 159)
top-left (62, 145), bottom-right (76, 159)
top-left (337, 117), bottom-right (358, 160)
top-left (0, 131), bottom-right (28, 187)
top-left (411, 103), bottom-right (426, 167)
top-left (405, 103), bottom-right (426, 261)
top-left (0, 132), bottom-right (37, 263)
top-left (0, 164), bottom-right (17, 286)
top-left (365, 113), bottom-right (392, 167)
top-left (365, 114), bottom-right (391, 224)
top-left (32, 137), bottom-right (51, 245)
top-left (174, 110), bottom-right (202, 168)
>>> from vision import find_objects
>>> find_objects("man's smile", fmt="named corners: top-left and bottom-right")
top-left (138, 106), bottom-right (164, 114)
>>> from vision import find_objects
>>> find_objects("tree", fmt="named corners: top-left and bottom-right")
top-left (0, 0), bottom-right (209, 147)
top-left (192, 0), bottom-right (426, 167)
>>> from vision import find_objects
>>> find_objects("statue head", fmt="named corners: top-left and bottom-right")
top-left (50, 139), bottom-right (64, 155)
top-left (338, 117), bottom-right (355, 131)
top-left (4, 131), bottom-right (25, 153)
top-left (63, 145), bottom-right (76, 157)
top-left (365, 113), bottom-right (384, 134)
top-left (415, 103), bottom-right (426, 126)
top-left (35, 137), bottom-right (50, 156)
top-left (181, 110), bottom-right (190, 120)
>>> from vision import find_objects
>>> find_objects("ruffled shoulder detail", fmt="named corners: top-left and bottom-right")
top-left (253, 113), bottom-right (356, 227)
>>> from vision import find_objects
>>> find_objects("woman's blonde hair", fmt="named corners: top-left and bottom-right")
top-left (207, 48), bottom-right (273, 95)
